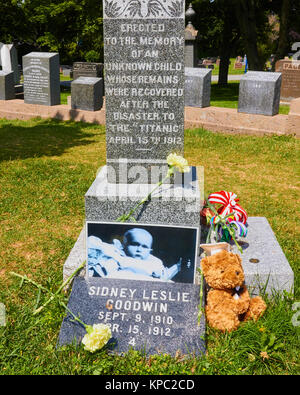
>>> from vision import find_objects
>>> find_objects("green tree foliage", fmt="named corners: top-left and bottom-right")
top-left (1, 1), bottom-right (299, 69)
top-left (0, 0), bottom-right (103, 64)
top-left (0, 0), bottom-right (25, 44)
top-left (191, 0), bottom-right (274, 72)
top-left (22, 0), bottom-right (103, 64)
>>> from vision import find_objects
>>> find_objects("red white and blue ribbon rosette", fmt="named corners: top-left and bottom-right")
top-left (208, 191), bottom-right (248, 225)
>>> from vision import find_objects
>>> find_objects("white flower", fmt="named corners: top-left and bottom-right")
top-left (82, 323), bottom-right (111, 353)
top-left (166, 153), bottom-right (190, 173)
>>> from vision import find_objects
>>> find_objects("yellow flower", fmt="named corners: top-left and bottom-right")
top-left (82, 323), bottom-right (111, 353)
top-left (166, 153), bottom-right (190, 173)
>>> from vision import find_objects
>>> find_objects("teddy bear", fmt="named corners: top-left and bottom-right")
top-left (201, 249), bottom-right (267, 332)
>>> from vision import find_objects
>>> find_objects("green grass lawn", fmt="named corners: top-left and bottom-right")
top-left (211, 58), bottom-right (246, 76)
top-left (0, 118), bottom-right (299, 375)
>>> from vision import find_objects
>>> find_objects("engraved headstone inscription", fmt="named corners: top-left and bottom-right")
top-left (58, 276), bottom-right (205, 356)
top-left (72, 62), bottom-right (104, 80)
top-left (104, 0), bottom-right (185, 182)
top-left (275, 59), bottom-right (300, 101)
top-left (23, 52), bottom-right (60, 106)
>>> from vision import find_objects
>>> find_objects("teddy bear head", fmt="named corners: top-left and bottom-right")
top-left (201, 249), bottom-right (245, 290)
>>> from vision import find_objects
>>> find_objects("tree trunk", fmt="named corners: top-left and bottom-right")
top-left (218, 53), bottom-right (230, 85)
top-left (218, 12), bottom-right (232, 85)
top-left (234, 0), bottom-right (262, 70)
top-left (272, 0), bottom-right (290, 71)
top-left (218, 7), bottom-right (240, 85)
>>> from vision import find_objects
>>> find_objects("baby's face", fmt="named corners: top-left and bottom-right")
top-left (124, 230), bottom-right (152, 260)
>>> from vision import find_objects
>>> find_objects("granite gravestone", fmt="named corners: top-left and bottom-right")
top-left (71, 76), bottom-right (103, 111)
top-left (185, 67), bottom-right (211, 108)
top-left (58, 277), bottom-right (205, 356)
top-left (275, 59), bottom-right (300, 101)
top-left (72, 62), bottom-right (104, 80)
top-left (0, 71), bottom-right (15, 100)
top-left (104, 0), bottom-right (185, 183)
top-left (58, 0), bottom-right (204, 357)
top-left (23, 52), bottom-right (60, 106)
top-left (238, 71), bottom-right (281, 116)
top-left (0, 43), bottom-right (20, 85)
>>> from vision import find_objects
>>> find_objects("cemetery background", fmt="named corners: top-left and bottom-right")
top-left (0, 0), bottom-right (299, 374)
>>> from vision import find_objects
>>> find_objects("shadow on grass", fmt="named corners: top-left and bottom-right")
top-left (0, 117), bottom-right (104, 162)
top-left (210, 81), bottom-right (240, 105)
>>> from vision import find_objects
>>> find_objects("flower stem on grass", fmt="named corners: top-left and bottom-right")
top-left (10, 260), bottom-right (86, 315)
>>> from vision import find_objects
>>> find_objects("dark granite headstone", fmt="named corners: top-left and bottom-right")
top-left (0, 70), bottom-right (15, 100)
top-left (185, 67), bottom-right (211, 108)
top-left (71, 76), bottom-right (103, 111)
top-left (104, 0), bottom-right (185, 183)
top-left (238, 71), bottom-right (281, 116)
top-left (72, 62), bottom-right (104, 80)
top-left (58, 277), bottom-right (205, 356)
top-left (23, 52), bottom-right (60, 106)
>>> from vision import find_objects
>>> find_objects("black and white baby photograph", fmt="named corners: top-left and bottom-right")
top-left (86, 222), bottom-right (199, 284)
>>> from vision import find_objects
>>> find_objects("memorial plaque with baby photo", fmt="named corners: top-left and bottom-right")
top-left (86, 222), bottom-right (199, 284)
top-left (58, 223), bottom-right (204, 356)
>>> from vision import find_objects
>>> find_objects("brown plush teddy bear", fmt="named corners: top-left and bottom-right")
top-left (201, 249), bottom-right (267, 332)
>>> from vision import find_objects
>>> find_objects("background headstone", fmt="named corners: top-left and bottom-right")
top-left (71, 76), bottom-right (103, 111)
top-left (238, 71), bottom-right (281, 116)
top-left (103, 0), bottom-right (185, 183)
top-left (72, 62), bottom-right (103, 80)
top-left (275, 59), bottom-right (300, 101)
top-left (0, 43), bottom-right (20, 85)
top-left (23, 52), bottom-right (60, 106)
top-left (234, 62), bottom-right (243, 69)
top-left (185, 67), bottom-right (211, 107)
top-left (184, 4), bottom-right (199, 68)
top-left (0, 71), bottom-right (15, 100)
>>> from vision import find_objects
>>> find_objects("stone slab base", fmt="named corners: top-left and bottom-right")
top-left (85, 165), bottom-right (203, 226)
top-left (200, 217), bottom-right (294, 296)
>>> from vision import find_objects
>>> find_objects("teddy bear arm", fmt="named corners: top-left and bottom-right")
top-left (243, 296), bottom-right (267, 322)
top-left (234, 286), bottom-right (251, 315)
